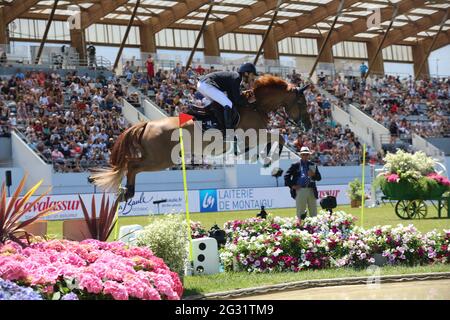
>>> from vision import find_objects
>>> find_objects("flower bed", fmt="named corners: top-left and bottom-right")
top-left (220, 212), bottom-right (450, 273)
top-left (223, 216), bottom-right (301, 243)
top-left (191, 221), bottom-right (209, 239)
top-left (0, 239), bottom-right (183, 300)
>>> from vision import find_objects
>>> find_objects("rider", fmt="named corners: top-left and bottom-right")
top-left (196, 63), bottom-right (258, 134)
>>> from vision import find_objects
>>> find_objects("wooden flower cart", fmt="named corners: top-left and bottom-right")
top-left (381, 181), bottom-right (449, 220)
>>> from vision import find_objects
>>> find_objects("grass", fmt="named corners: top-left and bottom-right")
top-left (182, 264), bottom-right (450, 297)
top-left (46, 203), bottom-right (450, 239)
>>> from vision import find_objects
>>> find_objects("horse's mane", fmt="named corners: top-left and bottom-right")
top-left (253, 75), bottom-right (289, 92)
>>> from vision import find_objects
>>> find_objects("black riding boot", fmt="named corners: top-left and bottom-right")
top-left (223, 107), bottom-right (233, 129)
top-left (223, 107), bottom-right (234, 143)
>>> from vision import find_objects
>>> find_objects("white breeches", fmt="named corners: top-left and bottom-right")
top-left (197, 81), bottom-right (233, 109)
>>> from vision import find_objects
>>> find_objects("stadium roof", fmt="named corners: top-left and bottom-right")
top-left (1, 0), bottom-right (449, 46)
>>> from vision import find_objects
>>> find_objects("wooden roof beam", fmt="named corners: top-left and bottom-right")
top-left (148, 0), bottom-right (211, 34)
top-left (376, 8), bottom-right (449, 49)
top-left (208, 0), bottom-right (280, 38)
top-left (419, 28), bottom-right (450, 51)
top-left (79, 0), bottom-right (129, 29)
top-left (4, 0), bottom-right (40, 23)
top-left (273, 0), bottom-right (360, 41)
top-left (328, 0), bottom-right (427, 45)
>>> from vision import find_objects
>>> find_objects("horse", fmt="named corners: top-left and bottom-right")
top-left (89, 75), bottom-right (311, 201)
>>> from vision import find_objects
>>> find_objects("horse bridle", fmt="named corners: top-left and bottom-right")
top-left (248, 84), bottom-right (310, 131)
top-left (280, 84), bottom-right (310, 131)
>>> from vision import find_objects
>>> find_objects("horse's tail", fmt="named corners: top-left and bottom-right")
top-left (89, 122), bottom-right (147, 191)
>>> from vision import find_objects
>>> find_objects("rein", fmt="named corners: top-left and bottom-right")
top-left (252, 99), bottom-right (304, 131)
top-left (248, 101), bottom-right (305, 132)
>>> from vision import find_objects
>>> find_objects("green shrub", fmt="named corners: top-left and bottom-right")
top-left (136, 214), bottom-right (189, 275)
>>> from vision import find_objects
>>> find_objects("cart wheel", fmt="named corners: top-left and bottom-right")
top-left (395, 200), bottom-right (412, 220)
top-left (440, 200), bottom-right (448, 215)
top-left (409, 200), bottom-right (427, 219)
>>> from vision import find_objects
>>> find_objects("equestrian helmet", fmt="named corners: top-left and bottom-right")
top-left (239, 63), bottom-right (258, 75)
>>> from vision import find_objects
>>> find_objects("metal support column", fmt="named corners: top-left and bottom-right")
top-left (186, 1), bottom-right (214, 70)
top-left (254, 0), bottom-right (284, 65)
top-left (364, 4), bottom-right (400, 79)
top-left (35, 0), bottom-right (60, 64)
top-left (309, 0), bottom-right (345, 79)
top-left (113, 0), bottom-right (141, 71)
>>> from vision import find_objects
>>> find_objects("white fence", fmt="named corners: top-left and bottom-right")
top-left (412, 133), bottom-right (447, 167)
top-left (143, 99), bottom-right (168, 120)
top-left (122, 100), bottom-right (149, 124)
top-left (11, 131), bottom-right (53, 193)
top-left (325, 89), bottom-right (389, 151)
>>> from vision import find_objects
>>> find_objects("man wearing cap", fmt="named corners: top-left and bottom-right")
top-left (284, 146), bottom-right (322, 220)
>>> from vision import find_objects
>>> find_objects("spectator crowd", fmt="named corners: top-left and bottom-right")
top-left (319, 72), bottom-right (449, 141)
top-left (0, 69), bottom-right (130, 172)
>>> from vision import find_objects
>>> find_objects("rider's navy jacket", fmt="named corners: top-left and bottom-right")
top-left (199, 71), bottom-right (247, 108)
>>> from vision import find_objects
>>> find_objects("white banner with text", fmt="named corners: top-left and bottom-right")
top-left (11, 184), bottom-right (370, 220)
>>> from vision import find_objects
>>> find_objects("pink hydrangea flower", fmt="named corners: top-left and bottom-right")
top-left (0, 239), bottom-right (183, 300)
top-left (427, 173), bottom-right (450, 186)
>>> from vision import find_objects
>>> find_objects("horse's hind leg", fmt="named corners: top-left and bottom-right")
top-left (123, 158), bottom-right (143, 201)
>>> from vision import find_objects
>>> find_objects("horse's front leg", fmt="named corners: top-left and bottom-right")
top-left (277, 133), bottom-right (285, 157)
top-left (261, 132), bottom-right (284, 167)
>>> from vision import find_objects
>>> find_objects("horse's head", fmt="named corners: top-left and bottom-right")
top-left (253, 75), bottom-right (311, 130)
top-left (285, 84), bottom-right (311, 130)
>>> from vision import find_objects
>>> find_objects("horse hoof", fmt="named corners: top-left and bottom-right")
top-left (118, 186), bottom-right (135, 202)
top-left (87, 176), bottom-right (94, 184)
top-left (262, 158), bottom-right (272, 168)
top-left (124, 193), bottom-right (135, 202)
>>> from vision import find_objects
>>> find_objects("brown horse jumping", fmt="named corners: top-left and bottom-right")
top-left (89, 75), bottom-right (310, 200)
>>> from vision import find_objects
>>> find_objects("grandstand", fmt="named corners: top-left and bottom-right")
top-left (0, 0), bottom-right (449, 196)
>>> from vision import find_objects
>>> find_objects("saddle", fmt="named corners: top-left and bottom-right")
top-left (187, 102), bottom-right (240, 133)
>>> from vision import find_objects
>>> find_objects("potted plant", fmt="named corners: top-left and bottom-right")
top-left (348, 179), bottom-right (363, 208)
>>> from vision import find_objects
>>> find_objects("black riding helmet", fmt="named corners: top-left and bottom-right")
top-left (238, 63), bottom-right (258, 75)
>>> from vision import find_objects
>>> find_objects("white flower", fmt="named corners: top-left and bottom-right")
top-left (273, 249), bottom-right (283, 257)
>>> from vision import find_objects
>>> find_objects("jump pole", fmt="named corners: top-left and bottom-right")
top-left (179, 113), bottom-right (195, 269)
top-left (361, 144), bottom-right (366, 228)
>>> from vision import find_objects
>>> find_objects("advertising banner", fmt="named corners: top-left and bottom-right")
top-left (10, 184), bottom-right (370, 220)
top-left (198, 185), bottom-right (371, 213)
top-left (15, 190), bottom-right (200, 221)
